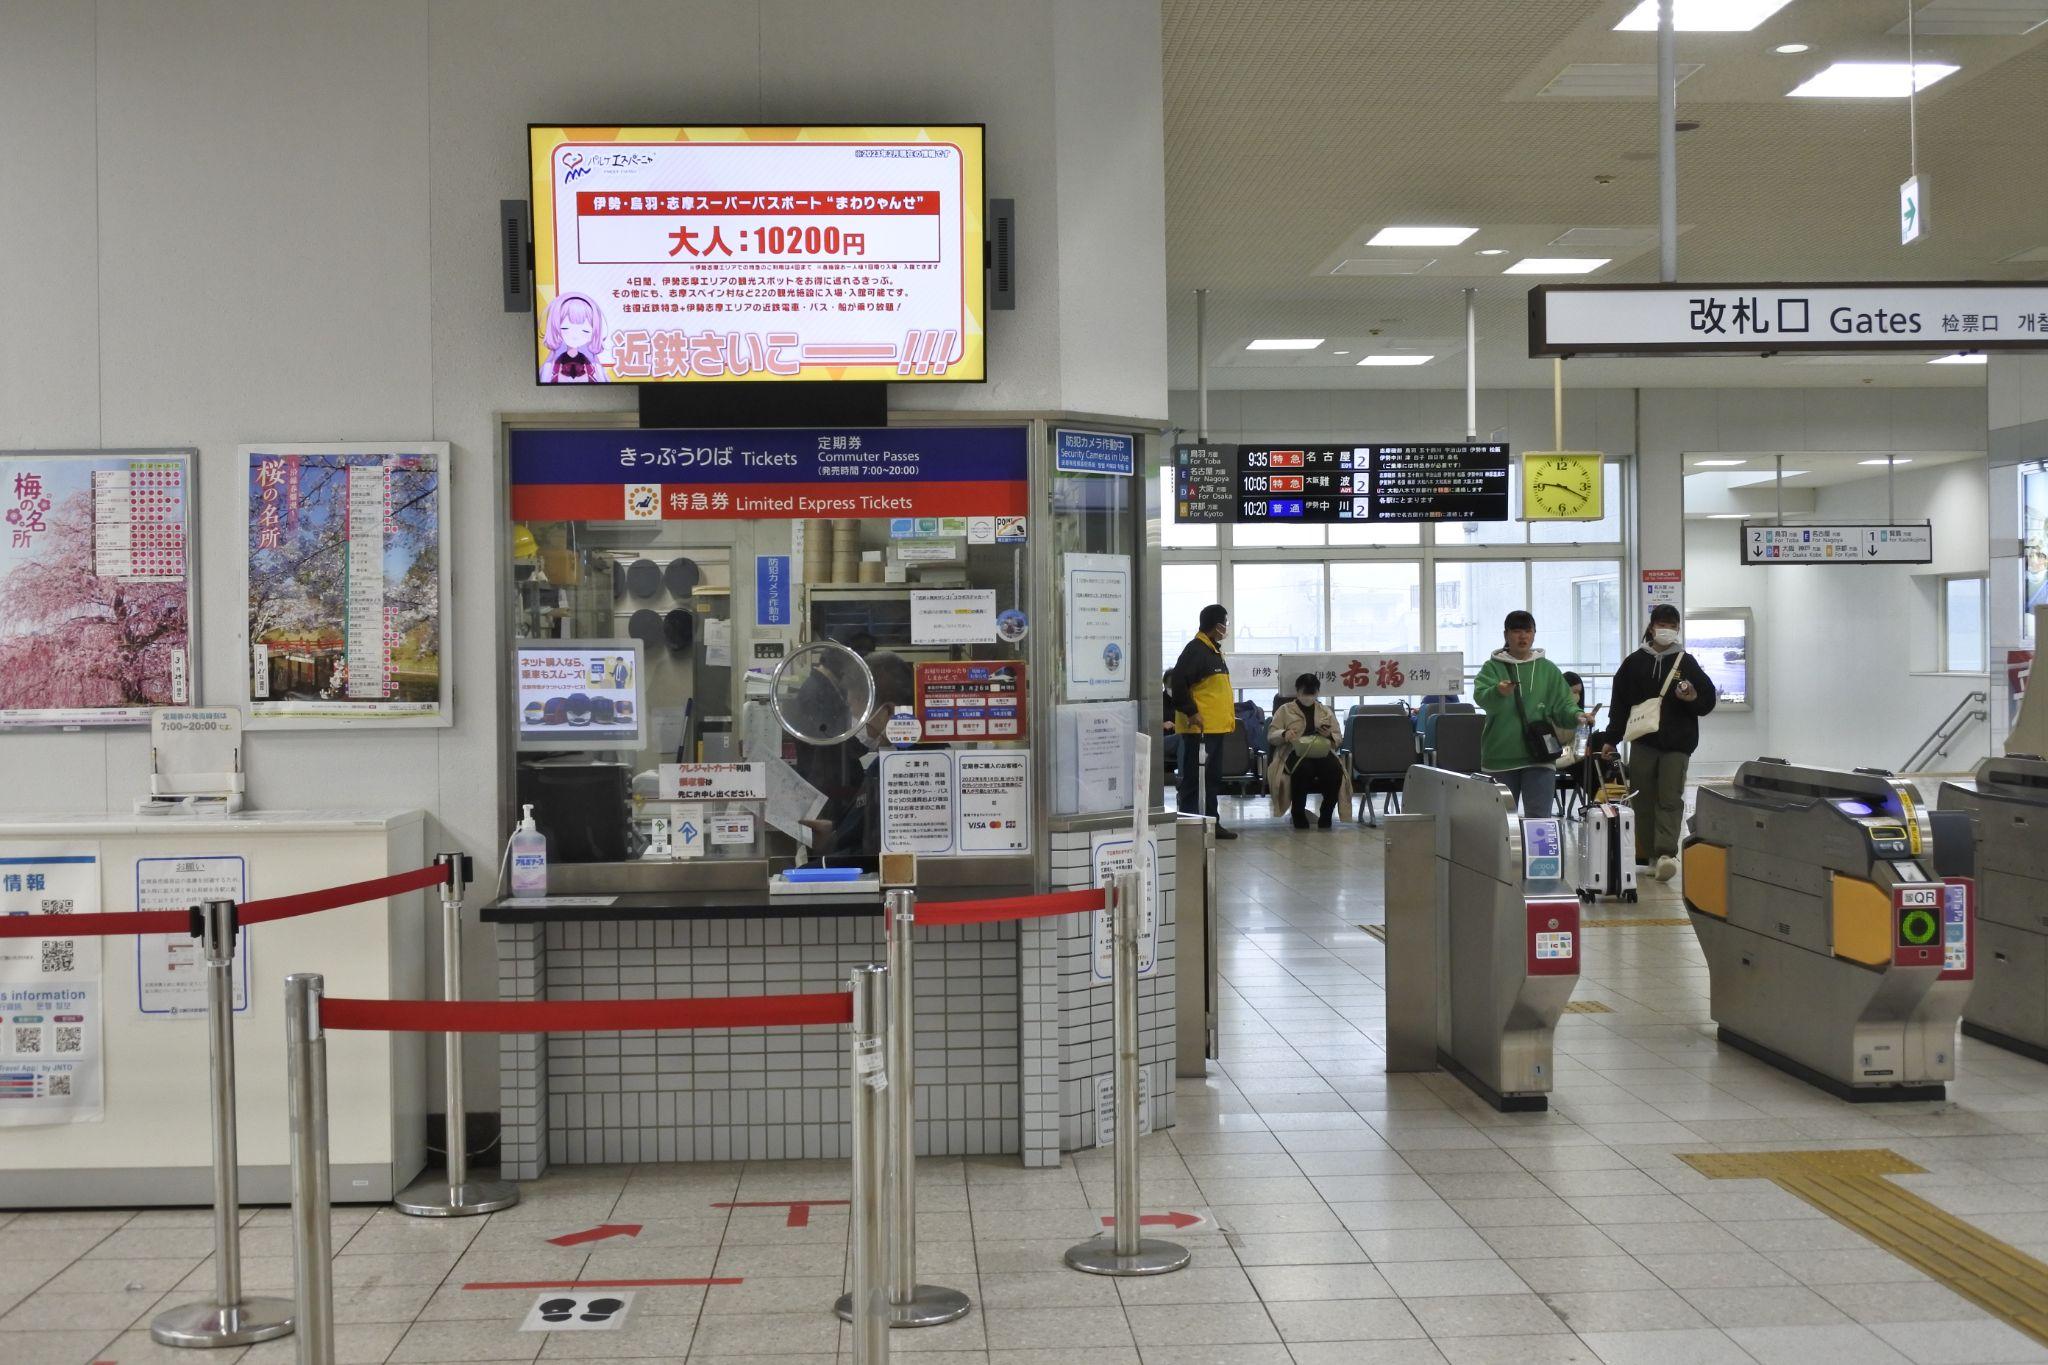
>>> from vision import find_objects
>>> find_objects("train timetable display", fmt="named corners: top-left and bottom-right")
top-left (1173, 443), bottom-right (1510, 524)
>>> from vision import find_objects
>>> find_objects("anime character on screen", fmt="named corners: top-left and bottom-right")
top-left (539, 292), bottom-right (610, 383)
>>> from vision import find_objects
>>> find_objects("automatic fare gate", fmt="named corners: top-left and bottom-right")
top-left (1391, 767), bottom-right (1580, 1111)
top-left (1941, 755), bottom-right (2048, 1064)
top-left (1682, 759), bottom-right (1976, 1100)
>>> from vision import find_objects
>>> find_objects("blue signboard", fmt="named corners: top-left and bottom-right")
top-left (1054, 428), bottom-right (1136, 477)
top-left (1521, 817), bottom-right (1563, 883)
top-left (756, 555), bottom-right (791, 626)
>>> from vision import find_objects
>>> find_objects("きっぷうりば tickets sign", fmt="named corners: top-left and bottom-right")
top-left (529, 125), bottom-right (985, 386)
top-left (508, 427), bottom-right (1027, 523)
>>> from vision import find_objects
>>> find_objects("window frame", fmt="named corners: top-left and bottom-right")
top-left (1938, 572), bottom-right (1990, 675)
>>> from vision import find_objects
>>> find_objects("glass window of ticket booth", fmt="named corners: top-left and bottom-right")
top-left (500, 418), bottom-right (1159, 901)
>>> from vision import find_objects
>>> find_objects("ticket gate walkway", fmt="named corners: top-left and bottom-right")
top-left (1387, 767), bottom-right (1580, 1112)
top-left (1941, 755), bottom-right (2048, 1065)
top-left (1682, 758), bottom-right (1976, 1101)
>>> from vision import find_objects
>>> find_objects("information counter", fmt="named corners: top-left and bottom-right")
top-left (0, 810), bottom-right (428, 1207)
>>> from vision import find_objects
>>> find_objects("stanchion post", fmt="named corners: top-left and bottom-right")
top-left (1064, 871), bottom-right (1190, 1277)
top-left (836, 892), bottom-right (970, 1327)
top-left (848, 965), bottom-right (892, 1365)
top-left (150, 900), bottom-right (296, 1348)
top-left (396, 853), bottom-right (517, 1217)
top-left (286, 973), bottom-right (335, 1365)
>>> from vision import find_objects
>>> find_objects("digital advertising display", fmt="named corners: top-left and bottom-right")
top-left (529, 124), bottom-right (986, 385)
top-left (514, 639), bottom-right (646, 752)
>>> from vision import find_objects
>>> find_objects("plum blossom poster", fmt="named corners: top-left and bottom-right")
top-left (242, 443), bottom-right (449, 726)
top-left (0, 451), bottom-right (194, 729)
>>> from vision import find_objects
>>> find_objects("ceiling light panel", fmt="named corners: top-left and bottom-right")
top-left (1367, 226), bottom-right (1477, 246)
top-left (1930, 353), bottom-right (1989, 364)
top-left (1692, 459), bottom-right (1749, 467)
top-left (1539, 62), bottom-right (1704, 98)
top-left (1246, 338), bottom-right (1324, 350)
top-left (1789, 62), bottom-right (1959, 97)
top-left (1615, 0), bottom-right (1794, 31)
top-left (1549, 226), bottom-right (1662, 248)
top-left (1887, 1), bottom-right (2048, 36)
top-left (1357, 354), bottom-right (1435, 366)
top-left (1859, 457), bottom-right (1915, 464)
top-left (1503, 257), bottom-right (1611, 274)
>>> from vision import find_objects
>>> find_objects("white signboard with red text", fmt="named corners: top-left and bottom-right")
top-left (1277, 652), bottom-right (1464, 697)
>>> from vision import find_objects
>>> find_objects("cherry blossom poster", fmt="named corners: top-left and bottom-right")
top-left (241, 443), bottom-right (449, 727)
top-left (0, 451), bottom-right (194, 729)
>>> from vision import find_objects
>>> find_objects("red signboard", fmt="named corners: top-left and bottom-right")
top-left (1525, 898), bottom-right (1580, 977)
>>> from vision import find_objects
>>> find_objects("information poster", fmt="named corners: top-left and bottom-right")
top-left (243, 444), bottom-right (448, 725)
top-left (515, 642), bottom-right (643, 750)
top-left (1054, 701), bottom-right (1136, 816)
top-left (1089, 829), bottom-right (1158, 982)
top-left (1641, 568), bottom-right (1683, 618)
top-left (915, 661), bottom-right (1025, 740)
top-left (957, 751), bottom-right (1030, 853)
top-left (135, 856), bottom-right (248, 1016)
top-left (0, 846), bottom-right (103, 1125)
top-left (911, 590), bottom-right (997, 645)
top-left (1063, 553), bottom-right (1132, 701)
top-left (0, 451), bottom-right (193, 729)
top-left (879, 751), bottom-right (955, 854)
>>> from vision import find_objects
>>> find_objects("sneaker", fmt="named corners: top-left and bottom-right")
top-left (1291, 810), bottom-right (1311, 830)
top-left (1214, 826), bottom-right (1240, 841)
top-left (1654, 855), bottom-right (1678, 882)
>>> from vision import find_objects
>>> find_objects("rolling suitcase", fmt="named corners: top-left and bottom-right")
top-left (1575, 755), bottom-right (1637, 903)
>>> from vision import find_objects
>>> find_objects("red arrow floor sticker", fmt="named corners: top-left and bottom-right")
top-left (547, 1223), bottom-right (643, 1247)
top-left (1100, 1212), bottom-right (1204, 1231)
top-left (712, 1199), bottom-right (849, 1228)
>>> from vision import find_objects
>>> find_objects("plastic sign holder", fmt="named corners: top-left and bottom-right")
top-left (139, 707), bottom-right (247, 815)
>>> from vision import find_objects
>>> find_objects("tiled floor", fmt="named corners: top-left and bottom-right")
top-left (10, 795), bottom-right (2048, 1364)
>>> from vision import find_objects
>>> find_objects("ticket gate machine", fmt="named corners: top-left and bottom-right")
top-left (1682, 759), bottom-right (1976, 1100)
top-left (1940, 756), bottom-right (2048, 1064)
top-left (1399, 767), bottom-right (1580, 1111)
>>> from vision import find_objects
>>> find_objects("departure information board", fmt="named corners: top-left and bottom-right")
top-left (1172, 443), bottom-right (1509, 524)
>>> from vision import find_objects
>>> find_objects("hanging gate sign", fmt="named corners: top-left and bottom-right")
top-left (1740, 523), bottom-right (1933, 565)
top-left (1530, 282), bottom-right (2048, 356)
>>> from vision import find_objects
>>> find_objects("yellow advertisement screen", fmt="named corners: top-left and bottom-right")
top-left (528, 124), bottom-right (986, 385)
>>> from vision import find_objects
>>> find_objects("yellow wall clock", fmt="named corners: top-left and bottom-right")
top-left (1520, 451), bottom-right (1604, 521)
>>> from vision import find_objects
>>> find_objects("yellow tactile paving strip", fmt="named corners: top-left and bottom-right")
top-left (1682, 1149), bottom-right (2048, 1347)
top-left (1561, 1000), bottom-right (1616, 1014)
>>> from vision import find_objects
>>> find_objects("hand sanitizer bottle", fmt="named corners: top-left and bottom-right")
top-left (510, 805), bottom-right (548, 898)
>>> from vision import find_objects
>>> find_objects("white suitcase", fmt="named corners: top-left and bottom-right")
top-left (1576, 800), bottom-right (1638, 903)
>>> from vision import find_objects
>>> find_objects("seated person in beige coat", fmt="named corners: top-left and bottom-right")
top-left (1267, 673), bottom-right (1351, 829)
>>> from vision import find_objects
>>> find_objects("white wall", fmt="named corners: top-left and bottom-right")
top-left (0, 0), bottom-right (1168, 1105)
top-left (1685, 460), bottom-right (1992, 778)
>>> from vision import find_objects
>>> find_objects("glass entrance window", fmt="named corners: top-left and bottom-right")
top-left (1434, 561), bottom-right (1527, 674)
top-left (1233, 562), bottom-right (1326, 653)
top-left (1533, 559), bottom-right (1624, 679)
top-left (1330, 562), bottom-right (1422, 650)
top-left (1161, 562), bottom-right (1219, 674)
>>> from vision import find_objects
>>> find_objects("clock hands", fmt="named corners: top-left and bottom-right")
top-left (1534, 481), bottom-right (1588, 502)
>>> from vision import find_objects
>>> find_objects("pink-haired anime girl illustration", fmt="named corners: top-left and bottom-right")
top-left (540, 292), bottom-right (611, 383)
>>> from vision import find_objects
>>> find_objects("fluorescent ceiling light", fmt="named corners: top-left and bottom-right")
top-left (1357, 354), bottom-right (1435, 367)
top-left (1859, 457), bottom-right (1914, 465)
top-left (1930, 352), bottom-right (1988, 364)
top-left (1502, 257), bottom-right (1611, 275)
top-left (1615, 0), bottom-right (1793, 31)
top-left (1705, 513), bottom-right (1750, 519)
top-left (1367, 226), bottom-right (1477, 247)
top-left (1246, 338), bottom-right (1323, 350)
top-left (1789, 62), bottom-right (1959, 97)
top-left (1332, 350), bottom-right (1352, 355)
top-left (1774, 42), bottom-right (1812, 53)
top-left (1692, 458), bottom-right (1749, 467)
top-left (1476, 248), bottom-right (1508, 256)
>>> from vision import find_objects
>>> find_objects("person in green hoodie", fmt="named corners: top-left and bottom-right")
top-left (1472, 609), bottom-right (1587, 818)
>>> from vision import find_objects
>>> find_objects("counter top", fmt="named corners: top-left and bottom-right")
top-left (0, 808), bottom-right (427, 837)
top-left (482, 881), bottom-right (1033, 923)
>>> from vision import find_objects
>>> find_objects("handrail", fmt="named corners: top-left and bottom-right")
top-left (1901, 689), bottom-right (1989, 772)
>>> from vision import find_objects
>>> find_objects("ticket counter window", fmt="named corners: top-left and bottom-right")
top-left (509, 512), bottom-right (1027, 868)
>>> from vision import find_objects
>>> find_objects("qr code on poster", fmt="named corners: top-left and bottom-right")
top-left (48, 1074), bottom-right (70, 1097)
top-left (13, 1026), bottom-right (41, 1054)
top-left (40, 940), bottom-right (76, 974)
top-left (55, 1026), bottom-right (82, 1054)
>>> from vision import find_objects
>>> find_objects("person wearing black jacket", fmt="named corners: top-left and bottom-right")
top-left (1597, 603), bottom-right (1717, 882)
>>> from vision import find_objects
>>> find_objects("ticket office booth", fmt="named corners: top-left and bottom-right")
top-left (491, 414), bottom-right (1166, 1169)
top-left (500, 415), bottom-right (1163, 901)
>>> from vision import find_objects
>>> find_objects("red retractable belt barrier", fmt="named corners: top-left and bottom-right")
top-left (914, 887), bottom-right (1105, 927)
top-left (0, 862), bottom-right (452, 939)
top-left (320, 990), bottom-right (855, 1034)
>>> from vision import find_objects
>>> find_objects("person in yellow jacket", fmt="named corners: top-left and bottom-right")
top-left (1168, 604), bottom-right (1238, 838)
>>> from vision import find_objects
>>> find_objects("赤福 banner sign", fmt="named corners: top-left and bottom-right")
top-left (1529, 282), bottom-right (2048, 356)
top-left (509, 426), bottom-right (1026, 521)
top-left (1278, 652), bottom-right (1463, 697)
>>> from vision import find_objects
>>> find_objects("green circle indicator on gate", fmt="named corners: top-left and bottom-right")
top-left (1900, 908), bottom-right (1939, 946)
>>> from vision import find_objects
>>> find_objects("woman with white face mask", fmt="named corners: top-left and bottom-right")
top-left (1597, 604), bottom-right (1717, 881)
top-left (1266, 674), bottom-right (1350, 828)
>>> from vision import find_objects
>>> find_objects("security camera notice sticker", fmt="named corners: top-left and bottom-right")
top-left (522, 1291), bottom-right (634, 1331)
